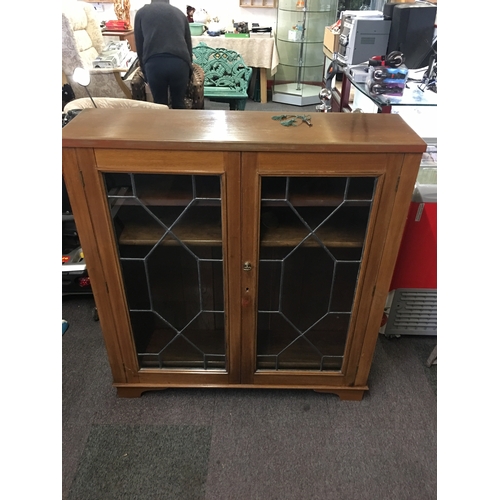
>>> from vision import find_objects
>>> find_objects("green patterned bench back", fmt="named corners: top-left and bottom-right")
top-left (192, 42), bottom-right (252, 95)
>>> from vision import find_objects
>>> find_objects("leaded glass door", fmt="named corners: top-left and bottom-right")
top-left (101, 167), bottom-right (240, 383)
top-left (241, 153), bottom-right (383, 386)
top-left (256, 175), bottom-right (375, 371)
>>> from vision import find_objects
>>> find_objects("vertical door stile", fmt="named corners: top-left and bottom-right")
top-left (224, 151), bottom-right (244, 384)
top-left (240, 152), bottom-right (261, 383)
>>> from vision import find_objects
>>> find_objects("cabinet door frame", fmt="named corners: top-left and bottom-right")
top-left (240, 151), bottom-right (406, 388)
top-left (64, 148), bottom-right (243, 387)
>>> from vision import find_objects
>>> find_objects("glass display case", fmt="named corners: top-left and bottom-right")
top-left (273, 0), bottom-right (338, 106)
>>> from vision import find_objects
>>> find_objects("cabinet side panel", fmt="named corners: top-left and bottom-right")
top-left (75, 148), bottom-right (142, 383)
top-left (354, 153), bottom-right (423, 387)
top-left (62, 148), bottom-right (132, 383)
top-left (341, 154), bottom-right (402, 383)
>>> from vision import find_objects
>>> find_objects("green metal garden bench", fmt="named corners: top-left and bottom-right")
top-left (192, 42), bottom-right (252, 111)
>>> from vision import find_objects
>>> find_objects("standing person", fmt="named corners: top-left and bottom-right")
top-left (134, 0), bottom-right (193, 108)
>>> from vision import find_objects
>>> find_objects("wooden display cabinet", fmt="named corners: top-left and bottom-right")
top-left (62, 109), bottom-right (426, 400)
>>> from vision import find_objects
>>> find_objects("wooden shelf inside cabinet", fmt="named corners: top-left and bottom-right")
top-left (239, 0), bottom-right (276, 7)
top-left (260, 224), bottom-right (366, 248)
top-left (261, 177), bottom-right (376, 207)
top-left (117, 217), bottom-right (223, 247)
top-left (108, 176), bottom-right (221, 208)
top-left (118, 218), bottom-right (365, 248)
top-left (110, 192), bottom-right (221, 208)
top-left (257, 328), bottom-right (347, 370)
top-left (137, 329), bottom-right (226, 370)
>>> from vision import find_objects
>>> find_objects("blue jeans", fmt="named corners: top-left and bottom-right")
top-left (144, 53), bottom-right (190, 109)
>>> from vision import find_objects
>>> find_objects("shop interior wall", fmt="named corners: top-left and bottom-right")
top-left (86, 1), bottom-right (279, 32)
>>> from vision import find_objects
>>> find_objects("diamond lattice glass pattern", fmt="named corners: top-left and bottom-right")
top-left (257, 176), bottom-right (376, 371)
top-left (105, 173), bottom-right (225, 370)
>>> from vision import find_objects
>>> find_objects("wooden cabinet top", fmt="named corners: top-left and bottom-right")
top-left (62, 109), bottom-right (427, 154)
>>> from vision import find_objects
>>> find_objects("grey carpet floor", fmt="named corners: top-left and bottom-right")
top-left (62, 294), bottom-right (437, 500)
top-left (203, 95), bottom-right (320, 113)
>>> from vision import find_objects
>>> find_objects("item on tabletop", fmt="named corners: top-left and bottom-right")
top-left (114, 0), bottom-right (131, 25)
top-left (92, 41), bottom-right (135, 69)
top-left (234, 21), bottom-right (249, 33)
top-left (207, 17), bottom-right (222, 36)
top-left (316, 88), bottom-right (332, 113)
top-left (272, 115), bottom-right (312, 127)
top-left (366, 51), bottom-right (408, 97)
top-left (105, 19), bottom-right (130, 31)
top-left (189, 22), bottom-right (206, 36)
top-left (193, 8), bottom-right (209, 25)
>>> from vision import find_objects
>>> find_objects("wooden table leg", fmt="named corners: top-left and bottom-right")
top-left (340, 76), bottom-right (352, 112)
top-left (260, 68), bottom-right (268, 104)
top-left (331, 75), bottom-right (352, 113)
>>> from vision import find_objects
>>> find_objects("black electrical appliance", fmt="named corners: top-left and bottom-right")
top-left (385, 3), bottom-right (437, 69)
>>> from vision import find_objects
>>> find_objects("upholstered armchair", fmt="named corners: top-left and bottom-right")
top-left (62, 0), bottom-right (144, 100)
top-left (63, 97), bottom-right (170, 113)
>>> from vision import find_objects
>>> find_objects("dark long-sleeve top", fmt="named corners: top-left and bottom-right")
top-left (134, 0), bottom-right (193, 73)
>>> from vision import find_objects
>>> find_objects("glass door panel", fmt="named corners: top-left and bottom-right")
top-left (257, 176), bottom-right (376, 371)
top-left (104, 173), bottom-right (226, 371)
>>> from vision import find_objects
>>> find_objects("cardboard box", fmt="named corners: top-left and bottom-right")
top-left (323, 45), bottom-right (334, 61)
top-left (323, 27), bottom-right (339, 54)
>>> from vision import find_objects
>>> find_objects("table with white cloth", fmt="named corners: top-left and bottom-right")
top-left (191, 35), bottom-right (279, 104)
